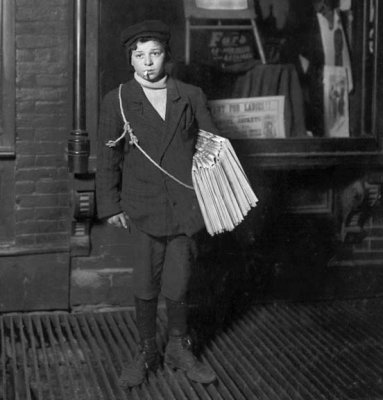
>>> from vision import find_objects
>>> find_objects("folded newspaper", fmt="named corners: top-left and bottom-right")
top-left (192, 130), bottom-right (258, 236)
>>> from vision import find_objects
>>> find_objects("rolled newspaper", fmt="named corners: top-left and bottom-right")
top-left (192, 130), bottom-right (258, 236)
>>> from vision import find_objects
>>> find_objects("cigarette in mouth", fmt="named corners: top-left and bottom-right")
top-left (144, 71), bottom-right (149, 78)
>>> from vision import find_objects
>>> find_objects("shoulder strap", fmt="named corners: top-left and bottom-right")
top-left (106, 84), bottom-right (194, 191)
top-left (104, 85), bottom-right (133, 148)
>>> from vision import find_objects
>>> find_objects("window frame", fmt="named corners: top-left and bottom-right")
top-left (0, 0), bottom-right (15, 158)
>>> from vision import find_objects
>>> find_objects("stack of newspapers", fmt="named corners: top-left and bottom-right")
top-left (192, 130), bottom-right (258, 236)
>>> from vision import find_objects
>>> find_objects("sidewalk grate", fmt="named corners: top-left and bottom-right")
top-left (1, 299), bottom-right (383, 399)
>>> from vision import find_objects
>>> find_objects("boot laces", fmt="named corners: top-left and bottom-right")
top-left (179, 336), bottom-right (197, 366)
top-left (132, 349), bottom-right (148, 369)
top-left (182, 336), bottom-right (192, 349)
top-left (135, 344), bottom-right (158, 370)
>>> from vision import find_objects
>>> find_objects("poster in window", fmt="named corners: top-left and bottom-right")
top-left (191, 29), bottom-right (258, 70)
top-left (209, 96), bottom-right (285, 139)
top-left (323, 65), bottom-right (350, 138)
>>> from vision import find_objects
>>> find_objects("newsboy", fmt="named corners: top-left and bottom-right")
top-left (96, 19), bottom-right (218, 387)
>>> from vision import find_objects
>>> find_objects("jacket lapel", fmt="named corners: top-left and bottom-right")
top-left (159, 78), bottom-right (188, 158)
top-left (121, 80), bottom-right (164, 131)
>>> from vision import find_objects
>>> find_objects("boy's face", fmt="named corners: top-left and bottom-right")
top-left (131, 40), bottom-right (166, 82)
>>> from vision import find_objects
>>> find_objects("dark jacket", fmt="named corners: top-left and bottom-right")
top-left (96, 77), bottom-right (218, 237)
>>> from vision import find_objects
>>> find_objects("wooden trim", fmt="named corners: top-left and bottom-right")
top-left (372, 0), bottom-right (379, 141)
top-left (0, 244), bottom-right (70, 256)
top-left (183, 0), bottom-right (256, 20)
top-left (375, 0), bottom-right (383, 148)
top-left (241, 152), bottom-right (383, 170)
top-left (0, 0), bottom-right (15, 157)
top-left (233, 137), bottom-right (379, 154)
top-left (0, 159), bottom-right (15, 242)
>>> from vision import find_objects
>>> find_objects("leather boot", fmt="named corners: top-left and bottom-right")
top-left (165, 335), bottom-right (217, 384)
top-left (119, 337), bottom-right (159, 388)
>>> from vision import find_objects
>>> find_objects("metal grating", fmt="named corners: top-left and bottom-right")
top-left (2, 299), bottom-right (383, 399)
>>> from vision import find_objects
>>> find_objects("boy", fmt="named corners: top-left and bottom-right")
top-left (96, 20), bottom-right (218, 387)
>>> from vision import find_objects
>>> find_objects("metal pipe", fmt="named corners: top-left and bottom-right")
top-left (68, 0), bottom-right (89, 174)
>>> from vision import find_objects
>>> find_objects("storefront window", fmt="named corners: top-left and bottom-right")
top-left (87, 0), bottom-right (383, 168)
top-left (181, 0), bottom-right (378, 139)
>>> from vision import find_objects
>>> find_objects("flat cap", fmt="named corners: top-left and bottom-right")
top-left (120, 20), bottom-right (170, 47)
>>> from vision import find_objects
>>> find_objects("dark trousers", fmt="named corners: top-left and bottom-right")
top-left (129, 222), bottom-right (197, 301)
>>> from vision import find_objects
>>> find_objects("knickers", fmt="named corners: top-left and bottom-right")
top-left (129, 222), bottom-right (197, 301)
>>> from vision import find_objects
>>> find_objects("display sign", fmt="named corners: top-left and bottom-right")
top-left (209, 96), bottom-right (285, 139)
top-left (191, 29), bottom-right (257, 69)
top-left (209, 30), bottom-right (255, 66)
top-left (195, 0), bottom-right (248, 9)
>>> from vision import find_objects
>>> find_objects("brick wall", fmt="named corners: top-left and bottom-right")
top-left (14, 0), bottom-right (71, 249)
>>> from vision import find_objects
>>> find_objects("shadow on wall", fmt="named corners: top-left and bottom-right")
top-left (187, 209), bottom-right (272, 351)
top-left (185, 171), bottom-right (339, 350)
top-left (264, 214), bottom-right (337, 299)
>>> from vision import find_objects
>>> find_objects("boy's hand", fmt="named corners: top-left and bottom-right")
top-left (107, 212), bottom-right (129, 229)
